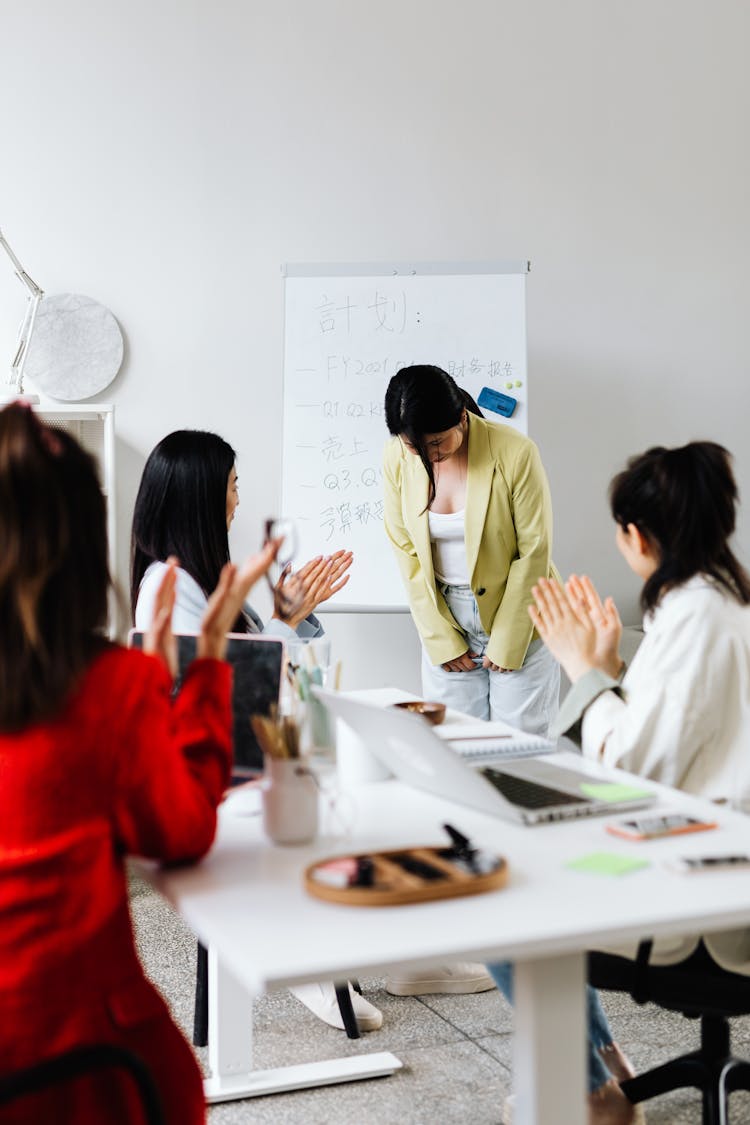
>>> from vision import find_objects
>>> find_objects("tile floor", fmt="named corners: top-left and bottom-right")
top-left (130, 871), bottom-right (750, 1124)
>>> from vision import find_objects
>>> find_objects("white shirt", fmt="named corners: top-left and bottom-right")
top-left (135, 563), bottom-right (213, 634)
top-left (428, 508), bottom-right (469, 585)
top-left (582, 576), bottom-right (750, 805)
top-left (561, 576), bottom-right (750, 973)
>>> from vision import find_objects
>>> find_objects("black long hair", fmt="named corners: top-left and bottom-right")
top-left (384, 365), bottom-right (482, 507)
top-left (609, 441), bottom-right (750, 613)
top-left (130, 429), bottom-right (239, 623)
top-left (0, 403), bottom-right (110, 729)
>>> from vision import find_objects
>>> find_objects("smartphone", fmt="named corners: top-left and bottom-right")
top-left (666, 855), bottom-right (750, 874)
top-left (606, 813), bottom-right (717, 841)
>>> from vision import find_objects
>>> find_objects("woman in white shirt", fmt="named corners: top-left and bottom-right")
top-left (534, 440), bottom-right (750, 810)
top-left (130, 429), bottom-right (380, 1034)
top-left (131, 429), bottom-right (352, 638)
top-left (494, 441), bottom-right (750, 1124)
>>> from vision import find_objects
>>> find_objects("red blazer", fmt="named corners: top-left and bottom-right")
top-left (0, 645), bottom-right (232, 1125)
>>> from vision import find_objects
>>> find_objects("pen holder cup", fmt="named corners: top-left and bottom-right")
top-left (262, 758), bottom-right (319, 845)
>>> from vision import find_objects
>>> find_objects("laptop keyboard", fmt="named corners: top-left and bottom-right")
top-left (482, 767), bottom-right (588, 810)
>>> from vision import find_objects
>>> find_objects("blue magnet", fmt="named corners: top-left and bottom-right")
top-left (477, 386), bottom-right (517, 418)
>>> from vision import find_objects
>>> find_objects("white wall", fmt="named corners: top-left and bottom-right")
top-left (3, 1), bottom-right (749, 690)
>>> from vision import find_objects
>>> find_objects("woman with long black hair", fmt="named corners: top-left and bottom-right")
top-left (131, 429), bottom-right (382, 1033)
top-left (382, 364), bottom-right (561, 998)
top-left (131, 428), bottom-right (352, 637)
top-left (383, 364), bottom-right (560, 735)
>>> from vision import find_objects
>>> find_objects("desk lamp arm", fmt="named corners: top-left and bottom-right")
top-left (0, 228), bottom-right (45, 395)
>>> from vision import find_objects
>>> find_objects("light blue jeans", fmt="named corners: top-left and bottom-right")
top-left (421, 583), bottom-right (560, 736)
top-left (489, 961), bottom-right (613, 1092)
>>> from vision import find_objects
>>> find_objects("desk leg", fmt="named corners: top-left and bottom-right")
top-left (513, 952), bottom-right (586, 1125)
top-left (203, 946), bottom-right (402, 1103)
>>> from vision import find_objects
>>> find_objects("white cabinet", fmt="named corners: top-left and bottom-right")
top-left (35, 404), bottom-right (116, 631)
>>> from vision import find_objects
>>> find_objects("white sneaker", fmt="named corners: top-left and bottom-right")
top-left (289, 981), bottom-right (383, 1031)
top-left (385, 962), bottom-right (496, 996)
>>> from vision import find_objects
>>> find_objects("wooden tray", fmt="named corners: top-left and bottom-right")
top-left (304, 845), bottom-right (508, 906)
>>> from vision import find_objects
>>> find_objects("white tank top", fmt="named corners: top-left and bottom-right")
top-left (428, 508), bottom-right (469, 585)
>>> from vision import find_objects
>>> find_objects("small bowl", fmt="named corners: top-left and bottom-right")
top-left (392, 700), bottom-right (447, 726)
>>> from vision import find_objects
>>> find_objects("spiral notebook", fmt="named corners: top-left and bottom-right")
top-left (434, 719), bottom-right (555, 762)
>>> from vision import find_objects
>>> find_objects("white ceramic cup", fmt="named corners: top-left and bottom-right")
top-left (262, 757), bottom-right (319, 845)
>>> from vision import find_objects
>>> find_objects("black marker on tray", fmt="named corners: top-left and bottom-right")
top-left (442, 824), bottom-right (499, 875)
top-left (356, 856), bottom-right (375, 886)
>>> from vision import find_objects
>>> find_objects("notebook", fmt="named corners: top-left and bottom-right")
top-left (434, 719), bottom-right (555, 762)
top-left (128, 630), bottom-right (283, 776)
top-left (315, 689), bottom-right (656, 827)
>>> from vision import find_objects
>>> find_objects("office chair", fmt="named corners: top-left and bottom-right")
top-left (193, 941), bottom-right (364, 1043)
top-left (589, 939), bottom-right (750, 1125)
top-left (0, 1043), bottom-right (164, 1125)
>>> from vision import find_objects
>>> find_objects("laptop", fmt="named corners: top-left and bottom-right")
top-left (128, 631), bottom-right (284, 777)
top-left (315, 689), bottom-right (656, 826)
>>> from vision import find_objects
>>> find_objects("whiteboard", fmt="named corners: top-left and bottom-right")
top-left (281, 261), bottom-right (529, 611)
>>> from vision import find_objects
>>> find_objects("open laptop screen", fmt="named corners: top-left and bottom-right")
top-left (128, 631), bottom-right (283, 775)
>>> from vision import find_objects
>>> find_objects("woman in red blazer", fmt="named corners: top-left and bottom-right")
top-left (0, 403), bottom-right (278, 1124)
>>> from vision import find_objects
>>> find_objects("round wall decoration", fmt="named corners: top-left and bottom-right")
top-left (24, 293), bottom-right (124, 401)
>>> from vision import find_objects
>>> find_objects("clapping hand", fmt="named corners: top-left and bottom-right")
top-left (565, 574), bottom-right (623, 679)
top-left (527, 577), bottom-right (600, 683)
top-left (272, 550), bottom-right (353, 629)
top-left (312, 549), bottom-right (353, 604)
top-left (143, 544), bottom-right (282, 673)
top-left (199, 541), bottom-right (281, 661)
top-left (143, 556), bottom-right (179, 678)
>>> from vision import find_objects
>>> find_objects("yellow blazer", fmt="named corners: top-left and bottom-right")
top-left (383, 412), bottom-right (560, 669)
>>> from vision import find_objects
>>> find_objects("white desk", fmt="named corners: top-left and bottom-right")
top-left (149, 752), bottom-right (750, 1125)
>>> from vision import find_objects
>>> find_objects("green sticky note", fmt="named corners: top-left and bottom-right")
top-left (567, 852), bottom-right (651, 877)
top-left (580, 782), bottom-right (653, 803)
